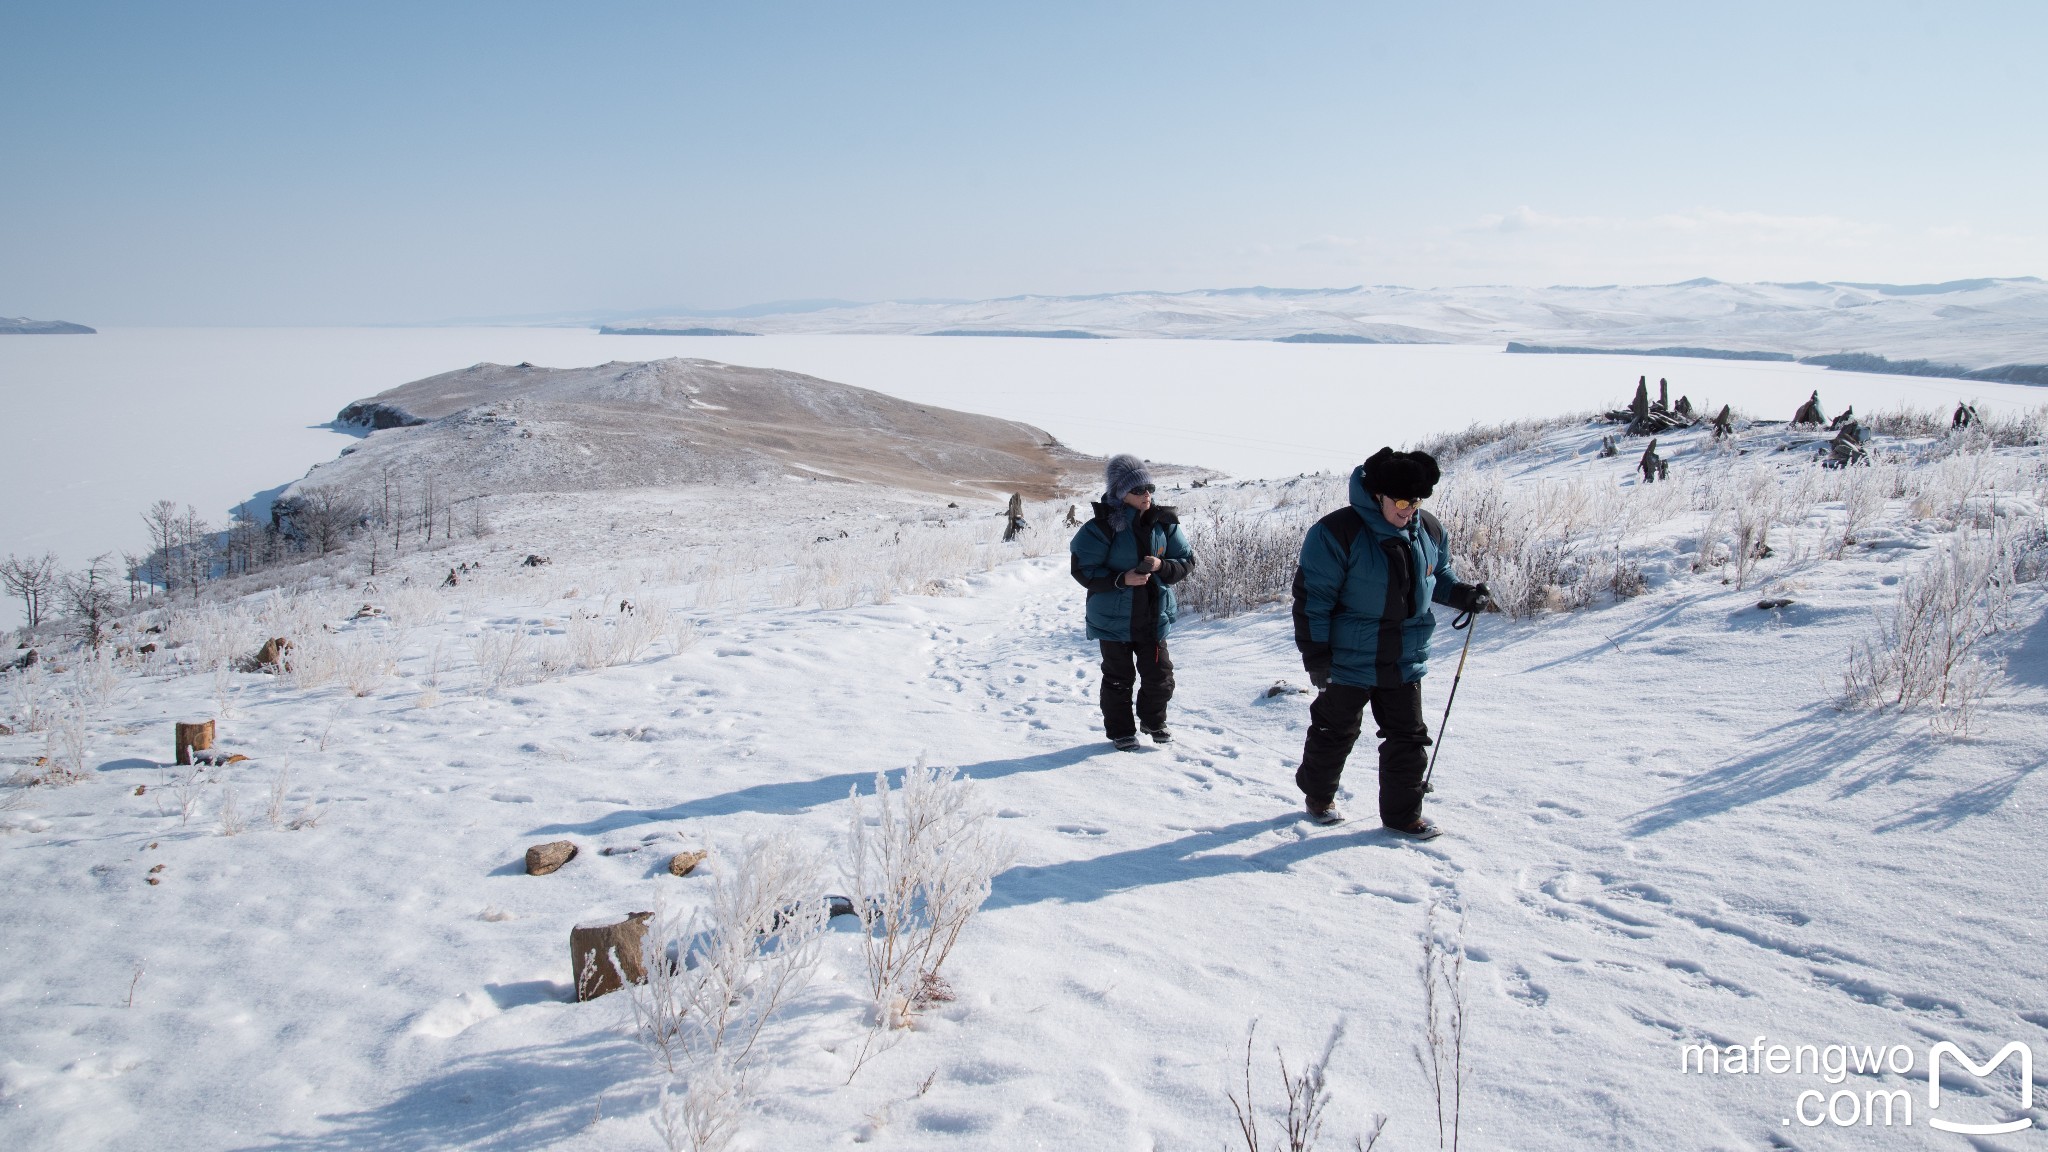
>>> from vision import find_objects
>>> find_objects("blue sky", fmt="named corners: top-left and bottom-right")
top-left (4, 1), bottom-right (2043, 323)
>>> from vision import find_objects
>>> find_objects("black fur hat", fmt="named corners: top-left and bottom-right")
top-left (1362, 447), bottom-right (1440, 500)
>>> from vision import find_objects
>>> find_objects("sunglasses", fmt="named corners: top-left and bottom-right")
top-left (1132, 484), bottom-right (1156, 495)
top-left (1385, 496), bottom-right (1426, 511)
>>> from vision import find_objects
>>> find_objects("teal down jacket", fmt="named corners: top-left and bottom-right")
top-left (1292, 465), bottom-right (1478, 687)
top-left (1069, 502), bottom-right (1196, 642)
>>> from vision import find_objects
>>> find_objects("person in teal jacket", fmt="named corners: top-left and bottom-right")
top-left (1291, 447), bottom-right (1492, 836)
top-left (1070, 454), bottom-right (1196, 751)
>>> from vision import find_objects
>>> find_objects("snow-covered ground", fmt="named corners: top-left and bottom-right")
top-left (4, 415), bottom-right (2045, 1150)
top-left (8, 327), bottom-right (2046, 633)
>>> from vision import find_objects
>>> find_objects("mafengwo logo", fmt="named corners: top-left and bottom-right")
top-left (1679, 1036), bottom-right (2035, 1132)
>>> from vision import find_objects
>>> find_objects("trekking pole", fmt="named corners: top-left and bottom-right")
top-left (1422, 608), bottom-right (1479, 793)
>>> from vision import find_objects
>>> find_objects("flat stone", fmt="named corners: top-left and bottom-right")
top-left (525, 840), bottom-right (578, 875)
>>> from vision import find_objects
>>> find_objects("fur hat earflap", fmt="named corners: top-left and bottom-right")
top-left (1104, 453), bottom-right (1157, 504)
top-left (1362, 447), bottom-right (1440, 501)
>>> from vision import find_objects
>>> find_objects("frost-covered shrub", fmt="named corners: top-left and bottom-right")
top-left (39, 699), bottom-right (93, 785)
top-left (3, 662), bottom-right (56, 733)
top-left (628, 836), bottom-right (828, 1152)
top-left (1432, 472), bottom-right (1619, 617)
top-left (846, 757), bottom-right (1012, 1029)
top-left (1414, 412), bottom-right (1594, 468)
top-left (1179, 505), bottom-right (1315, 618)
top-left (467, 628), bottom-right (530, 694)
top-left (338, 635), bottom-right (397, 697)
top-left (1844, 523), bottom-right (2038, 733)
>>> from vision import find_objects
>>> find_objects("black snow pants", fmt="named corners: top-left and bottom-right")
top-left (1295, 680), bottom-right (1431, 827)
top-left (1099, 639), bottom-right (1174, 740)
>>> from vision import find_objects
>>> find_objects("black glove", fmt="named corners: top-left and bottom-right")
top-left (1301, 642), bottom-right (1332, 690)
top-left (1449, 581), bottom-right (1495, 614)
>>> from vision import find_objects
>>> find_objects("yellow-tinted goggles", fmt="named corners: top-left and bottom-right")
top-left (1386, 496), bottom-right (1426, 511)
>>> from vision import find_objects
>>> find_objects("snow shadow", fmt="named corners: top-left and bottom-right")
top-left (988, 816), bottom-right (1415, 909)
top-left (526, 743), bottom-right (1100, 837)
top-left (1877, 760), bottom-right (2043, 833)
top-left (236, 1033), bottom-right (648, 1152)
top-left (2004, 609), bottom-right (2048, 688)
top-left (1626, 710), bottom-right (1916, 836)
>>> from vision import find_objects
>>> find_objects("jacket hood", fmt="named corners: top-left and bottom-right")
top-left (1346, 466), bottom-right (1402, 537)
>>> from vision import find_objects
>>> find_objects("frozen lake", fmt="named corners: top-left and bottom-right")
top-left (2, 326), bottom-right (2039, 607)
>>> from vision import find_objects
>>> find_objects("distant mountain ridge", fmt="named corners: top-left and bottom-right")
top-left (0, 316), bottom-right (94, 334)
top-left (590, 278), bottom-right (2048, 370)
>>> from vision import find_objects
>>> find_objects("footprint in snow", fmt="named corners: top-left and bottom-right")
top-left (1056, 824), bottom-right (1108, 837)
top-left (1503, 964), bottom-right (1550, 1007)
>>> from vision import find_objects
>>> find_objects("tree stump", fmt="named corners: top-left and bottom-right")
top-left (1002, 493), bottom-right (1028, 542)
top-left (525, 840), bottom-right (578, 875)
top-left (571, 911), bottom-right (652, 1001)
top-left (667, 849), bottom-right (708, 877)
top-left (1792, 390), bottom-right (1824, 427)
top-left (174, 720), bottom-right (215, 766)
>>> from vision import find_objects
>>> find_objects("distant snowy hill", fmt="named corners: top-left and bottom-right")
top-left (315, 356), bottom-right (1097, 503)
top-left (0, 315), bottom-right (94, 334)
top-left (607, 278), bottom-right (2048, 371)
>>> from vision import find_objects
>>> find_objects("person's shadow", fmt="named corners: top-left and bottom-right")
top-left (525, 743), bottom-right (1101, 837)
top-left (989, 815), bottom-right (1420, 909)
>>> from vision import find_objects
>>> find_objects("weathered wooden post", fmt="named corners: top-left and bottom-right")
top-left (1002, 492), bottom-right (1028, 542)
top-left (174, 719), bottom-right (215, 766)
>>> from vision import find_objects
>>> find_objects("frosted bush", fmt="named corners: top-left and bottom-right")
top-left (382, 585), bottom-right (443, 631)
top-left (628, 837), bottom-right (829, 1151)
top-left (1180, 505), bottom-right (1314, 618)
top-left (846, 757), bottom-right (1013, 1029)
top-left (3, 662), bottom-right (56, 733)
top-left (338, 635), bottom-right (398, 697)
top-left (468, 628), bottom-right (530, 694)
top-left (41, 701), bottom-right (94, 784)
top-left (1844, 523), bottom-right (2035, 733)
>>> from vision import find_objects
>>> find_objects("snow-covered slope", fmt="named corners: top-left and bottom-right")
top-left (5, 412), bottom-right (2044, 1150)
top-left (315, 357), bottom-right (1095, 503)
top-left (614, 278), bottom-right (2048, 369)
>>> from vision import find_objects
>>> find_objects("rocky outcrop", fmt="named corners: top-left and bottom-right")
top-left (335, 400), bottom-right (427, 430)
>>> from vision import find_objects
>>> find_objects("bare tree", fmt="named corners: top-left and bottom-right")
top-left (175, 505), bottom-right (214, 593)
top-left (63, 555), bottom-right (121, 650)
top-left (223, 507), bottom-right (267, 577)
top-left (284, 487), bottom-right (366, 554)
top-left (379, 465), bottom-right (403, 558)
top-left (417, 472), bottom-right (441, 546)
top-left (0, 552), bottom-right (60, 627)
top-left (141, 500), bottom-right (179, 594)
top-left (120, 551), bottom-right (149, 604)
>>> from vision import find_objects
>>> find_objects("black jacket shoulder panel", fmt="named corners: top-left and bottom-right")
top-left (1317, 506), bottom-right (1366, 555)
top-left (1416, 509), bottom-right (1446, 553)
